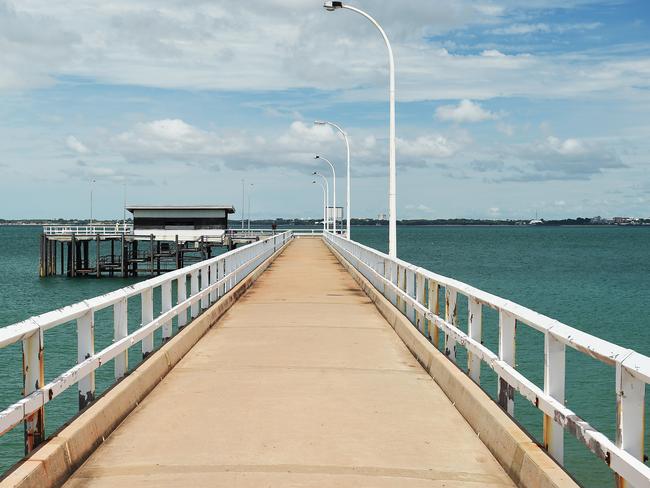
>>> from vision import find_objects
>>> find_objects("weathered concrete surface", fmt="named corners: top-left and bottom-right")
top-left (64, 238), bottom-right (516, 487)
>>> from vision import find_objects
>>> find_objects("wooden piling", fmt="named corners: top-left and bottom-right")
top-left (71, 234), bottom-right (77, 277)
top-left (149, 234), bottom-right (154, 275)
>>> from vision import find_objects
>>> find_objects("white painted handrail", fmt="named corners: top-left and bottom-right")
top-left (0, 231), bottom-right (293, 454)
top-left (43, 224), bottom-right (133, 236)
top-left (324, 232), bottom-right (650, 487)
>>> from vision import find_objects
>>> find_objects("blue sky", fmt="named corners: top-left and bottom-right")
top-left (1, 0), bottom-right (649, 221)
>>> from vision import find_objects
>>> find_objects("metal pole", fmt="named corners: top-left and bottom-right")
top-left (323, 2), bottom-right (396, 256)
top-left (315, 155), bottom-right (336, 234)
top-left (313, 180), bottom-right (326, 231)
top-left (314, 172), bottom-right (329, 232)
top-left (241, 179), bottom-right (245, 230)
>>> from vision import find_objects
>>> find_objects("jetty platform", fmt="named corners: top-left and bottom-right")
top-left (63, 238), bottom-right (514, 487)
top-left (2, 231), bottom-right (648, 487)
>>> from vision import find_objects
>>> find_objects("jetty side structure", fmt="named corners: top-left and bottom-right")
top-left (37, 205), bottom-right (280, 278)
top-left (1, 231), bottom-right (650, 487)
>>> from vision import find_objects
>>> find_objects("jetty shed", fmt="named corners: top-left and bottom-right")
top-left (127, 205), bottom-right (236, 241)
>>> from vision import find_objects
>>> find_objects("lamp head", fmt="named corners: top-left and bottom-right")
top-left (312, 180), bottom-right (316, 184)
top-left (323, 1), bottom-right (343, 12)
top-left (312, 171), bottom-right (318, 175)
top-left (314, 120), bottom-right (326, 125)
top-left (314, 155), bottom-right (320, 159)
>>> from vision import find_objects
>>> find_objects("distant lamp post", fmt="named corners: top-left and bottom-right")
top-left (312, 180), bottom-right (327, 232)
top-left (313, 171), bottom-right (329, 231)
top-left (315, 121), bottom-right (350, 239)
top-left (322, 1), bottom-right (397, 257)
top-left (89, 179), bottom-right (96, 226)
top-left (247, 183), bottom-right (254, 231)
top-left (315, 155), bottom-right (336, 234)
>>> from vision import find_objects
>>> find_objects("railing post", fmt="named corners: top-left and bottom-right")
top-left (200, 265), bottom-right (209, 311)
top-left (22, 329), bottom-right (44, 454)
top-left (415, 272), bottom-right (425, 333)
top-left (161, 281), bottom-right (172, 342)
top-left (141, 288), bottom-right (154, 358)
top-left (77, 310), bottom-right (95, 410)
top-left (190, 270), bottom-right (199, 318)
top-left (177, 275), bottom-right (188, 329)
top-left (467, 297), bottom-right (482, 384)
top-left (428, 279), bottom-right (440, 348)
top-left (444, 288), bottom-right (458, 362)
top-left (114, 298), bottom-right (128, 379)
top-left (616, 358), bottom-right (645, 488)
top-left (209, 262), bottom-right (218, 303)
top-left (498, 310), bottom-right (516, 415)
top-left (544, 331), bottom-right (565, 464)
top-left (405, 268), bottom-right (415, 323)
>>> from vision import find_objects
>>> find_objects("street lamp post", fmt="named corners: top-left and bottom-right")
top-left (89, 179), bottom-right (96, 227)
top-left (312, 180), bottom-right (327, 232)
top-left (313, 171), bottom-right (329, 231)
top-left (315, 155), bottom-right (336, 234)
top-left (315, 121), bottom-right (350, 239)
top-left (241, 179), bottom-right (245, 230)
top-left (322, 1), bottom-right (397, 257)
top-left (247, 183), bottom-right (254, 231)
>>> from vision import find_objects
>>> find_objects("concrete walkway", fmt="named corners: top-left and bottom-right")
top-left (64, 238), bottom-right (515, 487)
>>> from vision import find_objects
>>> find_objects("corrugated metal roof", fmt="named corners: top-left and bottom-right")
top-left (127, 205), bottom-right (235, 213)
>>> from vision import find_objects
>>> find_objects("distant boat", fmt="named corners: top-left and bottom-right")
top-left (529, 219), bottom-right (543, 225)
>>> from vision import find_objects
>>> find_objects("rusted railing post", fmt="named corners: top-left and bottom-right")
top-left (498, 310), bottom-right (516, 415)
top-left (141, 289), bottom-right (154, 358)
top-left (77, 310), bottom-right (95, 410)
top-left (616, 356), bottom-right (646, 488)
top-left (22, 329), bottom-right (44, 454)
top-left (161, 281), bottom-right (172, 342)
top-left (114, 298), bottom-right (128, 379)
top-left (467, 297), bottom-right (482, 384)
top-left (544, 331), bottom-right (565, 464)
top-left (444, 288), bottom-right (458, 362)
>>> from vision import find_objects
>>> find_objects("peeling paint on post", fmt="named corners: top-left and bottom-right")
top-left (113, 298), bottom-right (128, 379)
top-left (22, 329), bottom-right (44, 454)
top-left (444, 287), bottom-right (458, 362)
top-left (544, 331), bottom-right (566, 464)
top-left (616, 360), bottom-right (646, 488)
top-left (498, 310), bottom-right (516, 415)
top-left (468, 297), bottom-right (482, 384)
top-left (141, 288), bottom-right (154, 358)
top-left (161, 281), bottom-right (172, 341)
top-left (77, 310), bottom-right (95, 410)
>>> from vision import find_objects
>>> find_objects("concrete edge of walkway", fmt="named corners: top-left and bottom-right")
top-left (0, 239), bottom-right (294, 488)
top-left (325, 240), bottom-right (579, 488)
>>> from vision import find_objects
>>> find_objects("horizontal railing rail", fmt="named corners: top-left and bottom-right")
top-left (0, 231), bottom-right (293, 456)
top-left (43, 224), bottom-right (133, 236)
top-left (323, 232), bottom-right (650, 487)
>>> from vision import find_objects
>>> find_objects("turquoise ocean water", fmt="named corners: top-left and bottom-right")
top-left (1, 224), bottom-right (649, 486)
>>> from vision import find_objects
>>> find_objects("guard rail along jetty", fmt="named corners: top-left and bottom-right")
top-left (0, 230), bottom-right (647, 487)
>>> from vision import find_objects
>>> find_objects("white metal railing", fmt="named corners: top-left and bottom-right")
top-left (0, 231), bottom-right (293, 454)
top-left (43, 224), bottom-right (133, 236)
top-left (324, 232), bottom-right (650, 487)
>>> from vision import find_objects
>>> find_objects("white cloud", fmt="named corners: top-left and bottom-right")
top-left (0, 1), bottom-right (646, 104)
top-left (436, 99), bottom-right (498, 123)
top-left (490, 22), bottom-right (601, 35)
top-left (496, 123), bottom-right (515, 136)
top-left (66, 135), bottom-right (89, 154)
